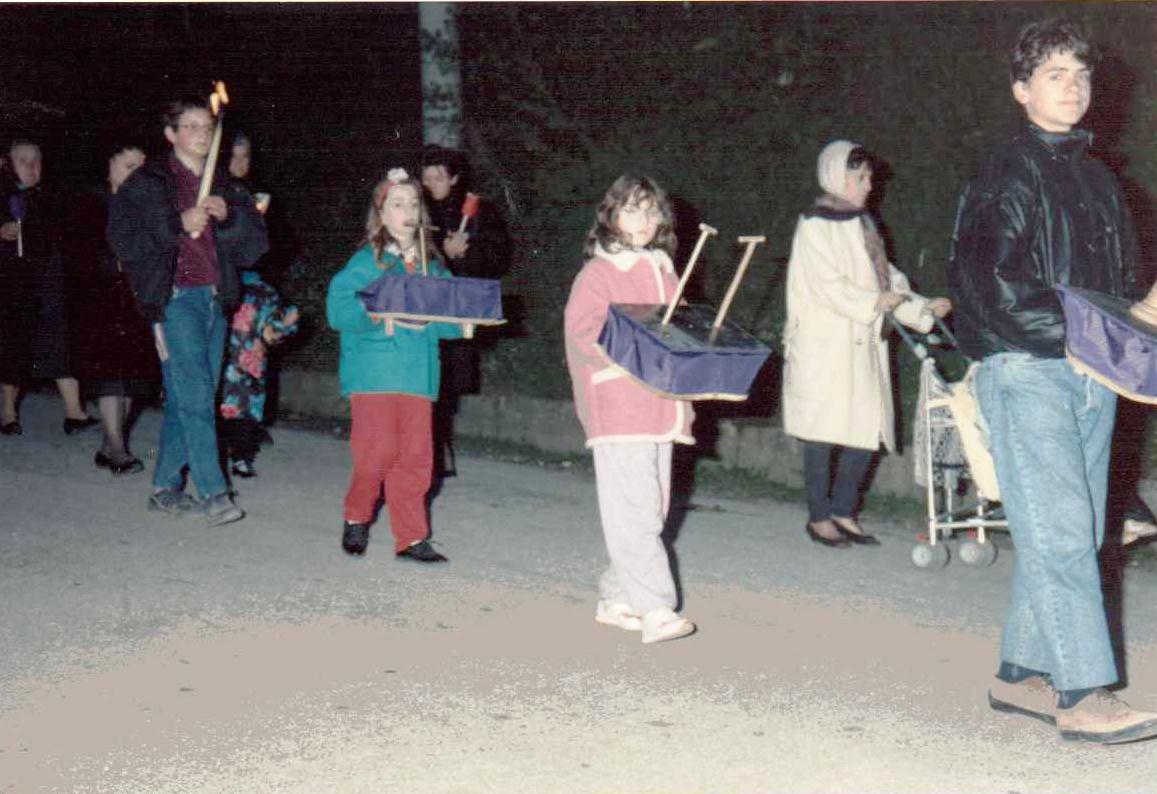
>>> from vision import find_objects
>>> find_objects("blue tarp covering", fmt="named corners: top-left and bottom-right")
top-left (1057, 285), bottom-right (1157, 403)
top-left (597, 303), bottom-right (772, 401)
top-left (358, 273), bottom-right (504, 323)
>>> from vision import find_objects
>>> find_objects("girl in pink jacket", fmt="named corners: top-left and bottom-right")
top-left (564, 174), bottom-right (696, 645)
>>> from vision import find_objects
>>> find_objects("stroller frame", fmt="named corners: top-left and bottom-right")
top-left (892, 316), bottom-right (1007, 570)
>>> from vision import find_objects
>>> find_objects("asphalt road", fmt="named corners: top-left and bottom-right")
top-left (3, 392), bottom-right (1157, 793)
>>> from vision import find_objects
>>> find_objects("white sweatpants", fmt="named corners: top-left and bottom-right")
top-left (592, 441), bottom-right (676, 615)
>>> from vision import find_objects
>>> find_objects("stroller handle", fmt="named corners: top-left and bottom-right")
top-left (886, 313), bottom-right (928, 359)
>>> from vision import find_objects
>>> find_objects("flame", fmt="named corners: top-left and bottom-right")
top-left (209, 81), bottom-right (230, 116)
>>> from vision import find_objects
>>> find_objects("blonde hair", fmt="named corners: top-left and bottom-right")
top-left (363, 174), bottom-right (438, 263)
top-left (582, 174), bottom-right (677, 260)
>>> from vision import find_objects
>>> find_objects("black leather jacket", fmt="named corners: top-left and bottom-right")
top-left (948, 123), bottom-right (1139, 360)
top-left (108, 158), bottom-right (269, 322)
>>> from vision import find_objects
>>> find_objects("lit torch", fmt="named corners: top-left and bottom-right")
top-left (191, 81), bottom-right (229, 239)
top-left (456, 192), bottom-right (480, 235)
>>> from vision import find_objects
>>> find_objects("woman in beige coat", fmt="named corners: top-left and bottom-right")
top-left (782, 140), bottom-right (951, 547)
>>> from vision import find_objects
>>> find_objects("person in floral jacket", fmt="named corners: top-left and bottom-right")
top-left (218, 268), bottom-right (298, 477)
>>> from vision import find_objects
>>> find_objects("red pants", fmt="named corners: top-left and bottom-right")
top-left (345, 393), bottom-right (433, 552)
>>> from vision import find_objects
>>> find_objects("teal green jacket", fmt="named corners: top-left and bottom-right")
top-left (326, 245), bottom-right (463, 399)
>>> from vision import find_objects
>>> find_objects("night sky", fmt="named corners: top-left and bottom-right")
top-left (3, 3), bottom-right (423, 186)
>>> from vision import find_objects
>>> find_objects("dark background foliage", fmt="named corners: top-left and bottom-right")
top-left (4, 2), bottom-right (1156, 429)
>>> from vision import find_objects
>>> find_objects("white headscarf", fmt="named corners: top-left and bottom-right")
top-left (816, 139), bottom-right (860, 199)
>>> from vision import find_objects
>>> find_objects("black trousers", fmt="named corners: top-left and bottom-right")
top-left (803, 441), bottom-right (873, 523)
top-left (220, 417), bottom-right (264, 464)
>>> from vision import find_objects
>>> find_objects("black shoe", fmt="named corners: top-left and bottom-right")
top-left (1, 420), bottom-right (22, 436)
top-left (231, 460), bottom-right (257, 478)
top-left (63, 416), bottom-right (100, 435)
top-left (806, 521), bottom-right (849, 548)
top-left (111, 457), bottom-right (144, 475)
top-left (96, 451), bottom-right (145, 475)
top-left (832, 516), bottom-right (881, 546)
top-left (342, 521), bottom-right (370, 556)
top-left (396, 539), bottom-right (448, 563)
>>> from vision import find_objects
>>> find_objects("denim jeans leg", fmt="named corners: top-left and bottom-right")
top-left (153, 288), bottom-right (228, 500)
top-left (976, 354), bottom-right (1117, 692)
top-left (802, 441), bottom-right (833, 522)
top-left (831, 445), bottom-right (873, 518)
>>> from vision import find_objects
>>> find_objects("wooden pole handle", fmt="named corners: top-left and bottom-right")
top-left (662, 222), bottom-right (718, 326)
top-left (419, 222), bottom-right (428, 276)
top-left (190, 105), bottom-right (224, 240)
top-left (711, 235), bottom-right (766, 335)
top-left (1130, 280), bottom-right (1157, 328)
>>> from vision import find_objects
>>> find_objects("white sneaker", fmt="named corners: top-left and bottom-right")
top-left (641, 607), bottom-right (696, 645)
top-left (595, 600), bottom-right (642, 631)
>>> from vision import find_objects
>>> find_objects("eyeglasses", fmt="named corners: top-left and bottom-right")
top-left (177, 122), bottom-right (216, 134)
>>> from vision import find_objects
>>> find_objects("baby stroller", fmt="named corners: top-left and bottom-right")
top-left (890, 316), bottom-right (1007, 570)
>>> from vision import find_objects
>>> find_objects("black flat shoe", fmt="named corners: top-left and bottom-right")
top-left (806, 522), bottom-right (849, 548)
top-left (63, 416), bottom-right (100, 435)
top-left (96, 450), bottom-right (144, 474)
top-left (396, 539), bottom-right (448, 563)
top-left (342, 521), bottom-right (370, 556)
top-left (832, 517), bottom-right (881, 546)
top-left (109, 457), bottom-right (145, 475)
top-left (1, 420), bottom-right (23, 436)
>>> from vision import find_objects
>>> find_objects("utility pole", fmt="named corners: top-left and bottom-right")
top-left (419, 2), bottom-right (462, 147)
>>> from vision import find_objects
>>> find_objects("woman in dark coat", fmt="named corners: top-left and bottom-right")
top-left (0, 139), bottom-right (98, 436)
top-left (63, 143), bottom-right (159, 472)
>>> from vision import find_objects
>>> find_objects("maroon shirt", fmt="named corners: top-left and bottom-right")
top-left (170, 153), bottom-right (219, 288)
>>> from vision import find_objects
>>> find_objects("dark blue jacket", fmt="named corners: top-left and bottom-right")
top-left (108, 158), bottom-right (268, 322)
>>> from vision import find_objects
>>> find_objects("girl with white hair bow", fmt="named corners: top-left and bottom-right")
top-left (782, 140), bottom-right (952, 547)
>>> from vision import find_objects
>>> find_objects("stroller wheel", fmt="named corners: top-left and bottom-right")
top-left (959, 538), bottom-right (997, 568)
top-left (911, 541), bottom-right (950, 570)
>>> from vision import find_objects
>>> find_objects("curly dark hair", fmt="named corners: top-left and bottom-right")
top-left (582, 174), bottom-right (677, 260)
top-left (1010, 18), bottom-right (1096, 84)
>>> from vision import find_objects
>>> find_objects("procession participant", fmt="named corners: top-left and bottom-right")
top-left (326, 168), bottom-right (461, 562)
top-left (219, 131), bottom-right (298, 479)
top-left (783, 140), bottom-right (950, 548)
top-left (109, 95), bottom-right (268, 525)
top-left (420, 145), bottom-right (510, 479)
top-left (564, 173), bottom-right (695, 645)
top-left (65, 142), bottom-right (158, 474)
top-left (1, 139), bottom-right (100, 437)
top-left (948, 18), bottom-right (1157, 744)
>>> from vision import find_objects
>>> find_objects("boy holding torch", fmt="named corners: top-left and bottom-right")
top-left (109, 93), bottom-right (268, 526)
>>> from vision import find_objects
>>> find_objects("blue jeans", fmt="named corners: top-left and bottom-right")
top-left (802, 441), bottom-right (873, 522)
top-left (153, 287), bottom-right (228, 500)
top-left (975, 353), bottom-right (1117, 692)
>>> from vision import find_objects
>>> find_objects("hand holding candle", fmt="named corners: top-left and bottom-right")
top-left (6, 193), bottom-right (25, 258)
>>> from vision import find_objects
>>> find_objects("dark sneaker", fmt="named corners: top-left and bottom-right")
top-left (342, 521), bottom-right (370, 556)
top-left (204, 493), bottom-right (244, 527)
top-left (148, 489), bottom-right (199, 516)
top-left (1057, 688), bottom-right (1157, 744)
top-left (988, 676), bottom-right (1056, 726)
top-left (396, 539), bottom-right (447, 563)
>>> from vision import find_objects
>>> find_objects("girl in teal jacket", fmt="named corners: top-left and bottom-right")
top-left (326, 168), bottom-right (461, 561)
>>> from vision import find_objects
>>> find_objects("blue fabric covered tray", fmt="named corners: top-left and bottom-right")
top-left (597, 303), bottom-right (772, 401)
top-left (358, 273), bottom-right (504, 325)
top-left (1056, 284), bottom-right (1157, 404)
